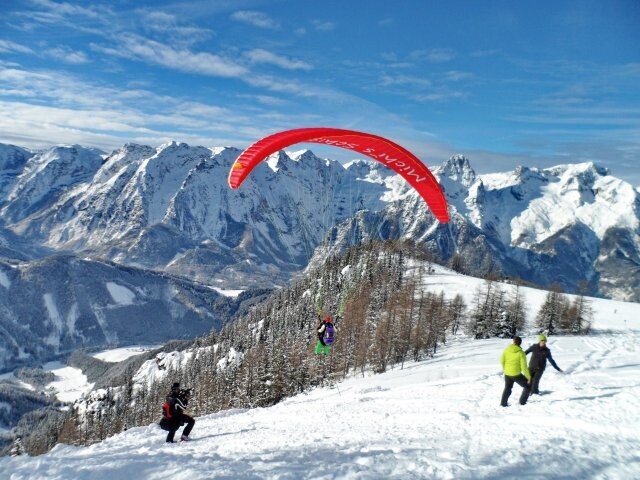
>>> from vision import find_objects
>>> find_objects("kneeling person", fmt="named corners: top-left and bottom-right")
top-left (163, 382), bottom-right (195, 442)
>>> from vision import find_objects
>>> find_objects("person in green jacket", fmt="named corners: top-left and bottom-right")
top-left (500, 336), bottom-right (532, 407)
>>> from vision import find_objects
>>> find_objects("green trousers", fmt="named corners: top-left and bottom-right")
top-left (315, 341), bottom-right (331, 355)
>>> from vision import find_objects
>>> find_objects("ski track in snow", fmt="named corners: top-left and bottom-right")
top-left (2, 331), bottom-right (639, 479)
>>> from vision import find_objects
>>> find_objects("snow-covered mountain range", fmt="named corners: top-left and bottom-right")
top-left (0, 142), bottom-right (638, 302)
top-left (313, 156), bottom-right (640, 302)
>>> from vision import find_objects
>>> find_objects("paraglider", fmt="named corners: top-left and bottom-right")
top-left (227, 127), bottom-right (449, 223)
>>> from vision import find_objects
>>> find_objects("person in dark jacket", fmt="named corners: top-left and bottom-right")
top-left (500, 336), bottom-right (531, 407)
top-left (525, 334), bottom-right (563, 394)
top-left (165, 382), bottom-right (195, 443)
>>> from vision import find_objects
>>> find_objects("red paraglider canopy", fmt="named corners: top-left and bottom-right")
top-left (228, 127), bottom-right (449, 223)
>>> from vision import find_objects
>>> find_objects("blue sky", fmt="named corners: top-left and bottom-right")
top-left (1, 0), bottom-right (639, 184)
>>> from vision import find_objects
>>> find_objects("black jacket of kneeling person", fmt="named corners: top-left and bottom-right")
top-left (166, 383), bottom-right (195, 443)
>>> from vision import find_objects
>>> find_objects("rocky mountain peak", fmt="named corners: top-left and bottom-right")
top-left (438, 154), bottom-right (476, 187)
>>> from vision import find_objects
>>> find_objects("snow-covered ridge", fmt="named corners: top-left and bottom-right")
top-left (504, 162), bottom-right (638, 246)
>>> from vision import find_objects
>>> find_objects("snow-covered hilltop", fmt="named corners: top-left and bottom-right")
top-left (0, 142), bottom-right (638, 301)
top-left (2, 268), bottom-right (638, 479)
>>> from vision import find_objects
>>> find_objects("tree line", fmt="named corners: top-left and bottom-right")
top-left (466, 279), bottom-right (592, 339)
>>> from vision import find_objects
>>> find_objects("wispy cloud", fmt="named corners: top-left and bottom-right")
top-left (409, 48), bottom-right (456, 63)
top-left (0, 39), bottom-right (34, 54)
top-left (312, 20), bottom-right (336, 31)
top-left (0, 63), bottom-right (264, 150)
top-left (231, 10), bottom-right (279, 29)
top-left (139, 9), bottom-right (214, 46)
top-left (380, 74), bottom-right (431, 87)
top-left (245, 49), bottom-right (313, 71)
top-left (19, 0), bottom-right (113, 33)
top-left (91, 35), bottom-right (248, 78)
top-left (443, 71), bottom-right (472, 82)
top-left (507, 109), bottom-right (640, 127)
top-left (414, 90), bottom-right (467, 102)
top-left (29, 0), bottom-right (109, 20)
top-left (1, 39), bottom-right (89, 65)
top-left (471, 49), bottom-right (502, 58)
top-left (44, 46), bottom-right (89, 64)
top-left (236, 94), bottom-right (288, 107)
top-left (0, 60), bottom-right (375, 153)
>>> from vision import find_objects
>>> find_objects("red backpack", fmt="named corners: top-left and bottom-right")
top-left (159, 397), bottom-right (176, 431)
top-left (162, 397), bottom-right (176, 418)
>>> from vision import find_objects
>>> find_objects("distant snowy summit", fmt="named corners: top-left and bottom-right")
top-left (0, 141), bottom-right (638, 302)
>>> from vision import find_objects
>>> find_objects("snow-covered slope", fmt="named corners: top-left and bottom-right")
top-left (0, 144), bottom-right (32, 205)
top-left (1, 145), bottom-right (103, 224)
top-left (2, 285), bottom-right (638, 479)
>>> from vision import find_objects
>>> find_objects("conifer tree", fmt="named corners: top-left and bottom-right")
top-left (535, 284), bottom-right (568, 335)
top-left (447, 294), bottom-right (467, 336)
top-left (497, 283), bottom-right (527, 338)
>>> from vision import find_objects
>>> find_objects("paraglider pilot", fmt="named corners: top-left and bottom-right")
top-left (316, 316), bottom-right (335, 355)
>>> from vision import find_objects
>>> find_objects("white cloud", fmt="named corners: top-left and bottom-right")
top-left (0, 40), bottom-right (34, 54)
top-left (143, 10), bottom-right (175, 25)
top-left (410, 48), bottom-right (456, 63)
top-left (25, 0), bottom-right (112, 25)
top-left (92, 35), bottom-right (248, 78)
top-left (245, 49), bottom-right (312, 71)
top-left (0, 39), bottom-right (89, 65)
top-left (139, 9), bottom-right (214, 46)
top-left (312, 20), bottom-right (335, 31)
top-left (45, 46), bottom-right (89, 64)
top-left (381, 74), bottom-right (431, 87)
top-left (0, 63), bottom-right (273, 151)
top-left (414, 90), bottom-right (466, 102)
top-left (237, 94), bottom-right (287, 107)
top-left (443, 71), bottom-right (472, 82)
top-left (231, 11), bottom-right (279, 29)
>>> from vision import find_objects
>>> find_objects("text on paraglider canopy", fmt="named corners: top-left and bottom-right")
top-left (308, 137), bottom-right (427, 183)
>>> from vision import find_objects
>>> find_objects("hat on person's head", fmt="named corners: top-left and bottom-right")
top-left (538, 334), bottom-right (547, 342)
top-left (171, 382), bottom-right (180, 390)
top-left (325, 316), bottom-right (331, 323)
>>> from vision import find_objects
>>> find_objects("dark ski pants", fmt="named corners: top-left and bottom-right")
top-left (501, 374), bottom-right (530, 406)
top-left (529, 369), bottom-right (544, 394)
top-left (166, 414), bottom-right (195, 442)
